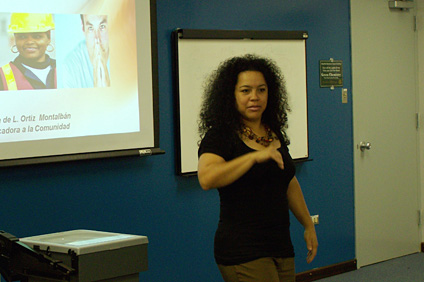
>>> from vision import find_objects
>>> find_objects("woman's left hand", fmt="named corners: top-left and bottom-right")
top-left (304, 226), bottom-right (318, 263)
top-left (287, 177), bottom-right (319, 263)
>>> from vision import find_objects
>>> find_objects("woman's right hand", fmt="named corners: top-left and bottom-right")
top-left (253, 141), bottom-right (284, 170)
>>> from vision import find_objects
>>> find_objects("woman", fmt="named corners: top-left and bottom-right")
top-left (197, 54), bottom-right (318, 282)
top-left (0, 13), bottom-right (56, 90)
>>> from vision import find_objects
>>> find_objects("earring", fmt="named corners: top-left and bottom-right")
top-left (11, 45), bottom-right (18, 54)
top-left (47, 44), bottom-right (55, 52)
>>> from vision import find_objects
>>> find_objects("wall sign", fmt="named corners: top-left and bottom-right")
top-left (320, 59), bottom-right (343, 89)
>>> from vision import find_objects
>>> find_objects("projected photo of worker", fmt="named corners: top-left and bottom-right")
top-left (60, 14), bottom-right (110, 88)
top-left (0, 13), bottom-right (56, 90)
top-left (0, 0), bottom-right (156, 162)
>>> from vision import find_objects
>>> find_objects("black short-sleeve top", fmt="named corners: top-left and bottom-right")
top-left (198, 129), bottom-right (296, 265)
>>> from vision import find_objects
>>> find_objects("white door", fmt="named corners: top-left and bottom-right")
top-left (351, 0), bottom-right (420, 267)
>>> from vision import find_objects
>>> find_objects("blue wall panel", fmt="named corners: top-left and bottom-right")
top-left (0, 1), bottom-right (354, 281)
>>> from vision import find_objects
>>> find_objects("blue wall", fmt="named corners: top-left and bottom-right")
top-left (0, 1), bottom-right (354, 281)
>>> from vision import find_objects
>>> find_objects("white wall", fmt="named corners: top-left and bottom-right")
top-left (417, 0), bottom-right (424, 242)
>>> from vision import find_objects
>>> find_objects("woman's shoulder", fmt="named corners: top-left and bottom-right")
top-left (198, 128), bottom-right (238, 159)
top-left (200, 128), bottom-right (226, 149)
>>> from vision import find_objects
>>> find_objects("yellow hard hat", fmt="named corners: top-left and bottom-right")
top-left (8, 13), bottom-right (55, 33)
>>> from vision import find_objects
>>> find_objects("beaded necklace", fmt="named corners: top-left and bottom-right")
top-left (241, 124), bottom-right (275, 147)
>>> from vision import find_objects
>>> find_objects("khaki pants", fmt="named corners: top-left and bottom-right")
top-left (217, 257), bottom-right (295, 282)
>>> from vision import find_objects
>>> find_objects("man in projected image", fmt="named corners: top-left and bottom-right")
top-left (62, 14), bottom-right (110, 88)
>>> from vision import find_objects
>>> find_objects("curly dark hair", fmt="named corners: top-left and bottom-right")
top-left (198, 54), bottom-right (291, 145)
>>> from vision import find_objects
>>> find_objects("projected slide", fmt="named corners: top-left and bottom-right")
top-left (0, 0), bottom-right (156, 162)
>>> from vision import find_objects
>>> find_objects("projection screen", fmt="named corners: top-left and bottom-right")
top-left (0, 0), bottom-right (159, 166)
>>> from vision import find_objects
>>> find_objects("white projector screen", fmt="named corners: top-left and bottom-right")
top-left (0, 0), bottom-right (159, 166)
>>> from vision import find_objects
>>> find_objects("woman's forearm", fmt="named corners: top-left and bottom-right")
top-left (198, 152), bottom-right (257, 190)
top-left (198, 141), bottom-right (284, 190)
top-left (287, 177), bottom-right (313, 228)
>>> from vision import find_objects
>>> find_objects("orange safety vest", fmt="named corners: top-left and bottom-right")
top-left (0, 63), bottom-right (56, 90)
top-left (0, 63), bottom-right (34, 90)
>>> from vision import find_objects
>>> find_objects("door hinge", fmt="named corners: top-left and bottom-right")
top-left (417, 113), bottom-right (420, 129)
top-left (389, 0), bottom-right (415, 10)
top-left (419, 210), bottom-right (422, 226)
top-left (414, 16), bottom-right (417, 32)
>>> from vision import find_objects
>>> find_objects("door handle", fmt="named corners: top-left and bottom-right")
top-left (358, 142), bottom-right (371, 152)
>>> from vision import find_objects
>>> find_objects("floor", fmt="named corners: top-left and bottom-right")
top-left (315, 252), bottom-right (424, 282)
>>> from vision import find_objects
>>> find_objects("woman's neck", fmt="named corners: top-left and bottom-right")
top-left (242, 120), bottom-right (265, 135)
top-left (17, 54), bottom-right (50, 69)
